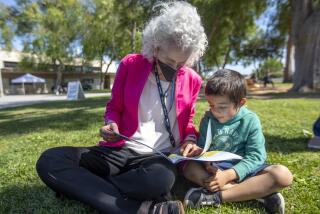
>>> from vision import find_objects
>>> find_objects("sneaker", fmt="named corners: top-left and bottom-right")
top-left (257, 192), bottom-right (285, 214)
top-left (150, 200), bottom-right (185, 214)
top-left (183, 187), bottom-right (222, 208)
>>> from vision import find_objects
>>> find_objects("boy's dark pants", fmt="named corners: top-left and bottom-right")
top-left (36, 146), bottom-right (177, 214)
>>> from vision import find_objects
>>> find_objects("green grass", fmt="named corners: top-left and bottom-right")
top-left (0, 96), bottom-right (319, 213)
top-left (85, 89), bottom-right (111, 93)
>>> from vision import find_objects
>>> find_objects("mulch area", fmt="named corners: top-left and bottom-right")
top-left (247, 86), bottom-right (320, 99)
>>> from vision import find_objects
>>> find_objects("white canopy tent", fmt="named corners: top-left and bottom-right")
top-left (11, 73), bottom-right (46, 95)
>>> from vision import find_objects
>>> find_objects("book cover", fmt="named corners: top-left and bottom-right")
top-left (308, 136), bottom-right (320, 149)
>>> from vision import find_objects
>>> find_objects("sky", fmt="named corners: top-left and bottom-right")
top-left (1, 0), bottom-right (15, 7)
top-left (0, 0), bottom-right (277, 75)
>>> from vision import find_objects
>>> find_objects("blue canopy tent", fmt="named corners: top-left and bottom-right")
top-left (11, 73), bottom-right (46, 95)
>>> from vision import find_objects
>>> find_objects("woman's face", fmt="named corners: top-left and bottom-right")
top-left (155, 47), bottom-right (191, 70)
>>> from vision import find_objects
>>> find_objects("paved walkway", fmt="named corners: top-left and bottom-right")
top-left (0, 93), bottom-right (110, 109)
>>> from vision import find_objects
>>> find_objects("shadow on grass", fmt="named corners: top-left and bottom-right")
top-left (0, 184), bottom-right (97, 214)
top-left (264, 134), bottom-right (320, 153)
top-left (0, 97), bottom-right (109, 137)
top-left (1, 179), bottom-right (264, 214)
top-left (172, 174), bottom-right (266, 213)
top-left (247, 91), bottom-right (320, 100)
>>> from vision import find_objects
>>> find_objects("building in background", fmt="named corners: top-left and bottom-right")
top-left (0, 50), bottom-right (118, 95)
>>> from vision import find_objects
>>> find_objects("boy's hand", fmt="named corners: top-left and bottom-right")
top-left (203, 169), bottom-right (237, 192)
top-left (180, 141), bottom-right (203, 157)
top-left (100, 122), bottom-right (121, 142)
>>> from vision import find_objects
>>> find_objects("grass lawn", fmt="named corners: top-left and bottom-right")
top-left (85, 89), bottom-right (112, 93)
top-left (0, 96), bottom-right (319, 213)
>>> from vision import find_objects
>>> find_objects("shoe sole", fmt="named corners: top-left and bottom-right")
top-left (276, 192), bottom-right (285, 214)
top-left (183, 187), bottom-right (204, 209)
top-left (152, 200), bottom-right (185, 214)
top-left (256, 192), bottom-right (285, 214)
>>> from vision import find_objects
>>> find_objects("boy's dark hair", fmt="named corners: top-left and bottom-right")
top-left (205, 69), bottom-right (247, 106)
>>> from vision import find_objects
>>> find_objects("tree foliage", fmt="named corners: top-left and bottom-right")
top-left (0, 3), bottom-right (15, 50)
top-left (256, 58), bottom-right (284, 79)
top-left (80, 0), bottom-right (156, 88)
top-left (7, 0), bottom-right (84, 88)
top-left (81, 0), bottom-right (119, 89)
top-left (191, 0), bottom-right (267, 69)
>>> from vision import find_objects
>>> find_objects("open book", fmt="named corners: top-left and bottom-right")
top-left (106, 130), bottom-right (242, 164)
top-left (169, 120), bottom-right (242, 163)
top-left (168, 151), bottom-right (242, 164)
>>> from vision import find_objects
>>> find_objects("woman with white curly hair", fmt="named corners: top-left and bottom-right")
top-left (36, 1), bottom-right (207, 214)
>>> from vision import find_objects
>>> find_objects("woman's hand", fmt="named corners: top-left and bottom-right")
top-left (99, 122), bottom-right (121, 142)
top-left (180, 141), bottom-right (203, 157)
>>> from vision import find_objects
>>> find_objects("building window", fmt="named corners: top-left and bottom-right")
top-left (83, 66), bottom-right (100, 72)
top-left (4, 61), bottom-right (18, 68)
top-left (81, 78), bottom-right (94, 84)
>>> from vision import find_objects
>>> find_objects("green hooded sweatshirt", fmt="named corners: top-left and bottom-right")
top-left (197, 106), bottom-right (266, 181)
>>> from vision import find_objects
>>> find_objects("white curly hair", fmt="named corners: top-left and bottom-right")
top-left (142, 1), bottom-right (207, 66)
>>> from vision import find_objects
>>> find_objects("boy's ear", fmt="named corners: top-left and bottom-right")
top-left (240, 98), bottom-right (247, 106)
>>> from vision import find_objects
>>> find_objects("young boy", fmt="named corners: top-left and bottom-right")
top-left (180, 69), bottom-right (293, 214)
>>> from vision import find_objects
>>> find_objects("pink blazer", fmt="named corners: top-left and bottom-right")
top-left (99, 54), bottom-right (202, 147)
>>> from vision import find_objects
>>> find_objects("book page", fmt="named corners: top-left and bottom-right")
top-left (168, 151), bottom-right (242, 164)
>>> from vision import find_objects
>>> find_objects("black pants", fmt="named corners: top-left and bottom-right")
top-left (36, 146), bottom-right (177, 214)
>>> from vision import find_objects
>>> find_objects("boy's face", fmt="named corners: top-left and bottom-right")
top-left (205, 95), bottom-right (245, 123)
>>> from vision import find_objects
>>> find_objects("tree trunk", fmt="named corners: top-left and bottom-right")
top-left (131, 21), bottom-right (136, 53)
top-left (0, 69), bottom-right (4, 96)
top-left (283, 32), bottom-right (294, 83)
top-left (56, 65), bottom-right (63, 88)
top-left (222, 46), bottom-right (231, 69)
top-left (104, 57), bottom-right (114, 89)
top-left (291, 0), bottom-right (320, 91)
top-left (192, 60), bottom-right (202, 75)
top-left (100, 57), bottom-right (104, 90)
top-left (54, 58), bottom-right (63, 91)
top-left (198, 60), bottom-right (202, 76)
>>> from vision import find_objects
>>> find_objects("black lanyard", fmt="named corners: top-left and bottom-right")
top-left (154, 68), bottom-right (176, 148)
